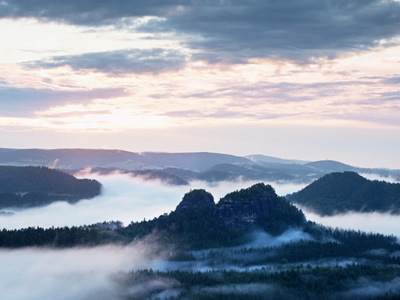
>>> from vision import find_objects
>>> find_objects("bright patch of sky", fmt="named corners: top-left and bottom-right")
top-left (1, 0), bottom-right (400, 168)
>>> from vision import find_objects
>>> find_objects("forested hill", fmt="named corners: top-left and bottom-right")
top-left (0, 166), bottom-right (101, 208)
top-left (122, 183), bottom-right (306, 249)
top-left (288, 171), bottom-right (400, 215)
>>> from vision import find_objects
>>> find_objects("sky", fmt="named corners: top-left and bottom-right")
top-left (1, 0), bottom-right (400, 168)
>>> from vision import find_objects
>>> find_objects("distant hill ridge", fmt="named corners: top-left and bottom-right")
top-left (289, 171), bottom-right (400, 215)
top-left (0, 166), bottom-right (101, 208)
top-left (0, 148), bottom-right (399, 184)
top-left (0, 148), bottom-right (251, 171)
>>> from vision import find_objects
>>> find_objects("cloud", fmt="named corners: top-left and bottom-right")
top-left (0, 242), bottom-right (168, 300)
top-left (161, 108), bottom-right (283, 120)
top-left (3, 172), bottom-right (400, 239)
top-left (178, 81), bottom-right (356, 103)
top-left (142, 0), bottom-right (400, 63)
top-left (359, 173), bottom-right (400, 183)
top-left (301, 207), bottom-right (400, 238)
top-left (2, 1), bottom-right (400, 63)
top-left (245, 229), bottom-right (313, 249)
top-left (26, 49), bottom-right (187, 75)
top-left (0, 174), bottom-right (307, 230)
top-left (0, 174), bottom-right (186, 229)
top-left (0, 86), bottom-right (127, 117)
top-left (381, 75), bottom-right (400, 84)
top-left (1, 174), bottom-right (400, 299)
top-left (0, 0), bottom-right (184, 26)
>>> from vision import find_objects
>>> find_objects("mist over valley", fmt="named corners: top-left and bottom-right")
top-left (4, 0), bottom-right (400, 297)
top-left (1, 149), bottom-right (400, 299)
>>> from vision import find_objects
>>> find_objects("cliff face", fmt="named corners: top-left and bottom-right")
top-left (171, 183), bottom-right (306, 236)
top-left (215, 183), bottom-right (306, 234)
top-left (124, 183), bottom-right (308, 249)
top-left (215, 184), bottom-right (279, 230)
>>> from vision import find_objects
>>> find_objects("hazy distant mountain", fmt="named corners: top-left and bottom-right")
top-left (0, 148), bottom-right (399, 184)
top-left (246, 154), bottom-right (309, 165)
top-left (0, 148), bottom-right (252, 171)
top-left (195, 163), bottom-right (299, 182)
top-left (288, 171), bottom-right (400, 215)
top-left (304, 160), bottom-right (356, 173)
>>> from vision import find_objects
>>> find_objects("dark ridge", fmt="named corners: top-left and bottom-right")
top-left (289, 171), bottom-right (400, 215)
top-left (120, 183), bottom-right (307, 249)
top-left (216, 183), bottom-right (306, 234)
top-left (0, 166), bottom-right (101, 208)
top-left (175, 189), bottom-right (215, 212)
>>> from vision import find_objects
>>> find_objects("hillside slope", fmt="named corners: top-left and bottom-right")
top-left (289, 171), bottom-right (400, 215)
top-left (122, 183), bottom-right (306, 249)
top-left (0, 166), bottom-right (101, 208)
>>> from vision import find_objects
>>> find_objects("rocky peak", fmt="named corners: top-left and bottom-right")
top-left (172, 184), bottom-right (305, 235)
top-left (216, 183), bottom-right (306, 233)
top-left (175, 189), bottom-right (215, 214)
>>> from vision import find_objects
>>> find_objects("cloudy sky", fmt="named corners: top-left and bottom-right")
top-left (1, 0), bottom-right (400, 168)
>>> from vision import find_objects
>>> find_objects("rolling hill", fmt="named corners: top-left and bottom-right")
top-left (0, 148), bottom-right (399, 184)
top-left (0, 166), bottom-right (101, 209)
top-left (288, 171), bottom-right (400, 215)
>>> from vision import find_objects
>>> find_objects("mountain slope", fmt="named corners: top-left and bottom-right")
top-left (1, 148), bottom-right (399, 184)
top-left (0, 166), bottom-right (101, 208)
top-left (304, 160), bottom-right (356, 173)
top-left (0, 148), bottom-right (254, 171)
top-left (289, 171), bottom-right (400, 215)
top-left (122, 183), bottom-right (306, 249)
top-left (216, 183), bottom-right (306, 234)
top-left (247, 154), bottom-right (309, 165)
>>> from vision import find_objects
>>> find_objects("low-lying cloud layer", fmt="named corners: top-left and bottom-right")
top-left (0, 242), bottom-right (166, 300)
top-left (0, 174), bottom-right (307, 230)
top-left (1, 173), bottom-right (400, 299)
top-left (302, 208), bottom-right (400, 238)
top-left (1, 173), bottom-right (400, 238)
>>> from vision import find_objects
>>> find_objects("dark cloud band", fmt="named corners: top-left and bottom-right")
top-left (2, 0), bottom-right (400, 63)
top-left (25, 49), bottom-right (187, 75)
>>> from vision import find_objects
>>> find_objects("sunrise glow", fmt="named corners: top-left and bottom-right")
top-left (1, 1), bottom-right (400, 168)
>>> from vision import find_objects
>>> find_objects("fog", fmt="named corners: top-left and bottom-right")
top-left (0, 241), bottom-right (167, 300)
top-left (341, 277), bottom-right (400, 299)
top-left (244, 229), bottom-right (313, 249)
top-left (359, 173), bottom-right (400, 183)
top-left (0, 228), bottom-right (312, 300)
top-left (1, 173), bottom-right (400, 299)
top-left (298, 173), bottom-right (400, 238)
top-left (0, 173), bottom-right (308, 230)
top-left (302, 207), bottom-right (400, 238)
top-left (1, 172), bottom-right (400, 238)
top-left (1, 171), bottom-right (399, 237)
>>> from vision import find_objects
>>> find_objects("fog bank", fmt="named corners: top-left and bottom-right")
top-left (302, 207), bottom-right (400, 237)
top-left (0, 173), bottom-right (307, 230)
top-left (0, 242), bottom-right (165, 300)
